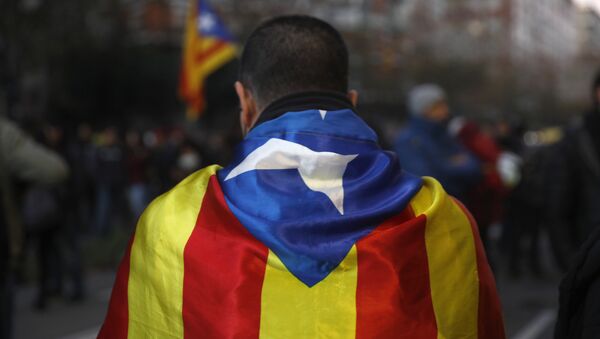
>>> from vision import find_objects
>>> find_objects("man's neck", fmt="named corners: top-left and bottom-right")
top-left (253, 91), bottom-right (354, 129)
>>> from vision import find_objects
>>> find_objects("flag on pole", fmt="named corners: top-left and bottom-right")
top-left (98, 107), bottom-right (506, 339)
top-left (179, 0), bottom-right (236, 121)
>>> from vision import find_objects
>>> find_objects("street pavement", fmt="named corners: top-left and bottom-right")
top-left (13, 272), bottom-right (113, 339)
top-left (498, 273), bottom-right (559, 339)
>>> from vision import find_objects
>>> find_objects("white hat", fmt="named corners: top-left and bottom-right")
top-left (408, 84), bottom-right (446, 116)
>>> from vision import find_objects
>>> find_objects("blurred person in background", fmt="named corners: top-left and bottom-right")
top-left (99, 15), bottom-right (504, 338)
top-left (500, 126), bottom-right (548, 279)
top-left (62, 123), bottom-right (96, 302)
top-left (546, 70), bottom-right (600, 273)
top-left (20, 124), bottom-right (70, 310)
top-left (170, 143), bottom-right (202, 184)
top-left (496, 118), bottom-right (525, 153)
top-left (67, 123), bottom-right (97, 234)
top-left (494, 118), bottom-right (553, 278)
top-left (0, 116), bottom-right (68, 338)
top-left (449, 117), bottom-right (520, 268)
top-left (125, 129), bottom-right (150, 220)
top-left (152, 128), bottom-right (185, 193)
top-left (93, 127), bottom-right (125, 236)
top-left (394, 84), bottom-right (482, 201)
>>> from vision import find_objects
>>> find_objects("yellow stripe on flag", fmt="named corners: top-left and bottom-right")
top-left (127, 165), bottom-right (220, 338)
top-left (184, 40), bottom-right (236, 120)
top-left (410, 177), bottom-right (479, 339)
top-left (188, 41), bottom-right (237, 89)
top-left (259, 246), bottom-right (358, 339)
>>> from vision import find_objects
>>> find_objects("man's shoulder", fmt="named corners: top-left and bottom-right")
top-left (408, 176), bottom-right (474, 228)
top-left (139, 165), bottom-right (221, 230)
top-left (169, 164), bottom-right (221, 194)
top-left (0, 117), bottom-right (24, 151)
top-left (409, 177), bottom-right (446, 216)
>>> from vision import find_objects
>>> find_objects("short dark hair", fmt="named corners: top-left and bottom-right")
top-left (239, 15), bottom-right (349, 108)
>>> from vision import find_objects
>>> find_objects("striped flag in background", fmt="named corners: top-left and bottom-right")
top-left (178, 0), bottom-right (236, 121)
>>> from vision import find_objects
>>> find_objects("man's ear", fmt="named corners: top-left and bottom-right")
top-left (235, 81), bottom-right (259, 136)
top-left (347, 90), bottom-right (358, 107)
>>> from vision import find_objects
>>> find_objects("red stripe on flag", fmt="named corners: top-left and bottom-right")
top-left (98, 235), bottom-right (135, 339)
top-left (178, 66), bottom-right (190, 98)
top-left (194, 40), bottom-right (227, 63)
top-left (179, 41), bottom-right (228, 98)
top-left (182, 176), bottom-right (268, 338)
top-left (356, 207), bottom-right (438, 339)
top-left (454, 200), bottom-right (506, 339)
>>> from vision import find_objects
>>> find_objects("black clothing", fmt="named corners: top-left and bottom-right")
top-left (584, 111), bottom-right (600, 161)
top-left (546, 113), bottom-right (600, 270)
top-left (502, 142), bottom-right (549, 277)
top-left (255, 91), bottom-right (355, 127)
top-left (554, 75), bottom-right (600, 339)
top-left (556, 225), bottom-right (600, 339)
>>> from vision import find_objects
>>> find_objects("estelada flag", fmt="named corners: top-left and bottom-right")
top-left (178, 0), bottom-right (236, 121)
top-left (99, 106), bottom-right (506, 338)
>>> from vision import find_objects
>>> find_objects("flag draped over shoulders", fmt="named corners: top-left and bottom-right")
top-left (99, 107), bottom-right (505, 339)
top-left (178, 0), bottom-right (236, 120)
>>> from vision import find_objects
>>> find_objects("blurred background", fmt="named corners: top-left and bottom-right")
top-left (2, 0), bottom-right (600, 338)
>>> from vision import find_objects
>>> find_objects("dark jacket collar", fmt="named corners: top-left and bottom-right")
top-left (254, 91), bottom-right (355, 129)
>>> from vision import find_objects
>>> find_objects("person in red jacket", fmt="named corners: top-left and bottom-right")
top-left (449, 117), bottom-right (521, 266)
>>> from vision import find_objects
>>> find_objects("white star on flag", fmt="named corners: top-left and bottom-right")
top-left (225, 138), bottom-right (358, 214)
top-left (198, 13), bottom-right (216, 32)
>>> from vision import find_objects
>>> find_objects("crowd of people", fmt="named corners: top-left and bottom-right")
top-left (4, 121), bottom-right (222, 314)
top-left (394, 79), bottom-right (600, 278)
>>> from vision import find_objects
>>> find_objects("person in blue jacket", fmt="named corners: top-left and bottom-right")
top-left (394, 84), bottom-right (481, 200)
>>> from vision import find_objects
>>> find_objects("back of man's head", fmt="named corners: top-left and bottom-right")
top-left (239, 15), bottom-right (349, 109)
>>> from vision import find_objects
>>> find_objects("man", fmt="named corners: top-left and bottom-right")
top-left (0, 117), bottom-right (69, 338)
top-left (394, 84), bottom-right (481, 201)
top-left (99, 16), bottom-right (504, 338)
